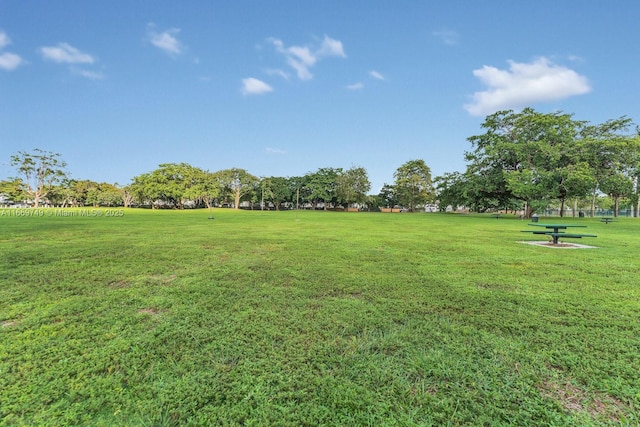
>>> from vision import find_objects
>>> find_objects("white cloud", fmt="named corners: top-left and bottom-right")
top-left (39, 42), bottom-right (95, 64)
top-left (369, 70), bottom-right (384, 80)
top-left (464, 57), bottom-right (591, 116)
top-left (433, 30), bottom-right (460, 46)
top-left (242, 77), bottom-right (273, 96)
top-left (269, 34), bottom-right (346, 80)
top-left (147, 24), bottom-right (183, 56)
top-left (285, 48), bottom-right (315, 80)
top-left (71, 67), bottom-right (105, 80)
top-left (0, 52), bottom-right (24, 71)
top-left (317, 35), bottom-right (346, 58)
top-left (0, 31), bottom-right (26, 70)
top-left (266, 68), bottom-right (290, 79)
top-left (0, 31), bottom-right (11, 50)
top-left (347, 82), bottom-right (364, 90)
top-left (38, 42), bottom-right (104, 78)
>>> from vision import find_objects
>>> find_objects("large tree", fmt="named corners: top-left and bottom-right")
top-left (50, 179), bottom-right (107, 207)
top-left (119, 185), bottom-right (135, 208)
top-left (130, 163), bottom-right (217, 208)
top-left (599, 172), bottom-right (634, 217)
top-left (467, 109), bottom-right (569, 216)
top-left (579, 118), bottom-right (639, 216)
top-left (86, 182), bottom-right (123, 207)
top-left (393, 159), bottom-right (434, 211)
top-left (377, 183), bottom-right (398, 208)
top-left (182, 168), bottom-right (220, 209)
top-left (260, 176), bottom-right (292, 210)
top-left (286, 176), bottom-right (310, 210)
top-left (215, 168), bottom-right (259, 209)
top-left (305, 167), bottom-right (342, 210)
top-left (336, 166), bottom-right (371, 208)
top-left (143, 163), bottom-right (189, 208)
top-left (435, 172), bottom-right (470, 212)
top-left (0, 178), bottom-right (28, 204)
top-left (467, 109), bottom-right (590, 216)
top-left (10, 149), bottom-right (68, 207)
top-left (129, 172), bottom-right (154, 206)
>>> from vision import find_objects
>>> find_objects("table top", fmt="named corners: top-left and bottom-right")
top-left (528, 223), bottom-right (587, 228)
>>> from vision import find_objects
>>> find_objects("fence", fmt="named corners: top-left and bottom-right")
top-left (540, 208), bottom-right (636, 217)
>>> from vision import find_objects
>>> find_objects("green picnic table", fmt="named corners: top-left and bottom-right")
top-left (521, 223), bottom-right (596, 245)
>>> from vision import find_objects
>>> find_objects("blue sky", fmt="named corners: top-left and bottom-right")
top-left (1, 1), bottom-right (639, 193)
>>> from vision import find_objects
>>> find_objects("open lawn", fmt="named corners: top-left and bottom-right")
top-left (1, 209), bottom-right (639, 426)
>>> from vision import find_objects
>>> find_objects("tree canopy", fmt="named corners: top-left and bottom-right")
top-left (441, 108), bottom-right (640, 217)
top-left (5, 108), bottom-right (640, 217)
top-left (9, 149), bottom-right (68, 208)
top-left (393, 159), bottom-right (434, 211)
top-left (336, 166), bottom-right (371, 207)
top-left (215, 168), bottom-right (259, 209)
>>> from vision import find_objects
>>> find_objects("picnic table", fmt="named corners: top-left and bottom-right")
top-left (521, 223), bottom-right (596, 245)
top-left (600, 217), bottom-right (615, 224)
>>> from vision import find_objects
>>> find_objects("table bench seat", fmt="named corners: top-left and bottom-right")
top-left (547, 233), bottom-right (597, 239)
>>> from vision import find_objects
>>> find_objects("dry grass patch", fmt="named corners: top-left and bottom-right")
top-left (108, 280), bottom-right (130, 288)
top-left (146, 273), bottom-right (177, 285)
top-left (1, 320), bottom-right (18, 328)
top-left (539, 379), bottom-right (630, 422)
top-left (137, 308), bottom-right (163, 316)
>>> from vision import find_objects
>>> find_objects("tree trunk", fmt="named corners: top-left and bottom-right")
top-left (123, 193), bottom-right (133, 208)
top-left (614, 196), bottom-right (620, 218)
top-left (559, 198), bottom-right (565, 218)
top-left (234, 189), bottom-right (241, 210)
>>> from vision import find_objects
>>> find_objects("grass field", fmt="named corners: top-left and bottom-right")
top-left (1, 208), bottom-right (639, 426)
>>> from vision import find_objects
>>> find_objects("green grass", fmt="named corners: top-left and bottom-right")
top-left (1, 208), bottom-right (639, 426)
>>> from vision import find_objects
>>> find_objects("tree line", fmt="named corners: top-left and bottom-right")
top-left (1, 152), bottom-right (434, 212)
top-left (2, 108), bottom-right (639, 216)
